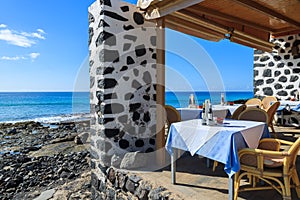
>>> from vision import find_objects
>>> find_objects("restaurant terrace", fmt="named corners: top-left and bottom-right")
top-left (88, 0), bottom-right (300, 199)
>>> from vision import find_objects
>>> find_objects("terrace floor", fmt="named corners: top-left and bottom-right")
top-left (135, 125), bottom-right (300, 200)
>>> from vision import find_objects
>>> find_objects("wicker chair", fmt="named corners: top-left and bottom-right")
top-left (261, 96), bottom-right (278, 111)
top-left (238, 107), bottom-right (268, 123)
top-left (234, 138), bottom-right (300, 200)
top-left (245, 98), bottom-right (262, 108)
top-left (266, 101), bottom-right (280, 134)
top-left (230, 104), bottom-right (247, 120)
top-left (213, 106), bottom-right (267, 172)
top-left (165, 105), bottom-right (181, 135)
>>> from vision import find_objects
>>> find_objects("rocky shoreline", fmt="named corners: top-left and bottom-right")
top-left (0, 120), bottom-right (183, 200)
top-left (0, 120), bottom-right (91, 200)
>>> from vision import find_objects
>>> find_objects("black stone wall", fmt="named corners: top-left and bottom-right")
top-left (254, 34), bottom-right (300, 99)
top-left (88, 0), bottom-right (158, 199)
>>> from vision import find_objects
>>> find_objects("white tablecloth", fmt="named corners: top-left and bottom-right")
top-left (278, 100), bottom-right (300, 111)
top-left (176, 108), bottom-right (201, 120)
top-left (279, 100), bottom-right (300, 107)
top-left (177, 105), bottom-right (241, 121)
top-left (166, 119), bottom-right (269, 176)
top-left (213, 104), bottom-right (242, 115)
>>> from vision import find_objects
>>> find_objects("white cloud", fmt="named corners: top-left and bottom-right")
top-left (21, 31), bottom-right (46, 40)
top-left (0, 29), bottom-right (36, 47)
top-left (0, 52), bottom-right (40, 61)
top-left (37, 29), bottom-right (45, 34)
top-left (29, 52), bottom-right (40, 60)
top-left (0, 55), bottom-right (26, 61)
top-left (0, 25), bottom-right (46, 47)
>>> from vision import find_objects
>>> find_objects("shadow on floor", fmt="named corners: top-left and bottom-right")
top-left (158, 127), bottom-right (300, 200)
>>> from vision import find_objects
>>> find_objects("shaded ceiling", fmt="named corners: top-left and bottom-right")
top-left (137, 0), bottom-right (300, 52)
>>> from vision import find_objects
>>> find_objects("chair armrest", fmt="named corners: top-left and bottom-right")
top-left (239, 148), bottom-right (289, 157)
top-left (239, 148), bottom-right (289, 168)
top-left (259, 138), bottom-right (294, 150)
top-left (275, 139), bottom-right (294, 146)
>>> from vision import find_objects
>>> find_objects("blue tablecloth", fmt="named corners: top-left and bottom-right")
top-left (278, 101), bottom-right (300, 112)
top-left (165, 119), bottom-right (270, 177)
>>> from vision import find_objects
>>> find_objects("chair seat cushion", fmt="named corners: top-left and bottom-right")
top-left (263, 156), bottom-right (284, 168)
top-left (240, 154), bottom-right (284, 168)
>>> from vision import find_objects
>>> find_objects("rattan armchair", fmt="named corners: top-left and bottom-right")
top-left (230, 104), bottom-right (247, 120)
top-left (238, 107), bottom-right (268, 123)
top-left (266, 101), bottom-right (280, 134)
top-left (234, 138), bottom-right (300, 200)
top-left (213, 106), bottom-right (267, 172)
top-left (261, 96), bottom-right (278, 111)
top-left (245, 98), bottom-right (262, 108)
top-left (165, 105), bottom-right (181, 135)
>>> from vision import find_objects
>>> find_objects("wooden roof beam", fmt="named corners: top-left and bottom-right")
top-left (175, 10), bottom-right (231, 35)
top-left (166, 20), bottom-right (222, 42)
top-left (230, 36), bottom-right (273, 52)
top-left (166, 14), bottom-right (225, 40)
top-left (142, 0), bottom-right (204, 19)
top-left (272, 28), bottom-right (300, 38)
top-left (233, 29), bottom-right (273, 47)
top-left (175, 9), bottom-right (274, 49)
top-left (186, 6), bottom-right (275, 33)
top-left (232, 0), bottom-right (300, 29)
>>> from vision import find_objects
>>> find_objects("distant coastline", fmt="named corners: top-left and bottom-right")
top-left (0, 91), bottom-right (252, 123)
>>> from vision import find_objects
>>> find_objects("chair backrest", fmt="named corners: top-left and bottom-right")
top-left (165, 105), bottom-right (181, 128)
top-left (245, 98), bottom-right (262, 108)
top-left (266, 101), bottom-right (280, 125)
top-left (231, 104), bottom-right (247, 120)
top-left (238, 107), bottom-right (268, 123)
top-left (261, 96), bottom-right (278, 110)
top-left (287, 137), bottom-right (300, 169)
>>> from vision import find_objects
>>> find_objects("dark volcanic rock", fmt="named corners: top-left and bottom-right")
top-left (0, 120), bottom-right (91, 200)
top-left (0, 151), bottom-right (90, 199)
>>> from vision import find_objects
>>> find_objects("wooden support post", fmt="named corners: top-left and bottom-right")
top-left (155, 17), bottom-right (166, 166)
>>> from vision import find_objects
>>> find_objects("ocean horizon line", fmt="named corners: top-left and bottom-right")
top-left (0, 91), bottom-right (89, 93)
top-left (166, 90), bottom-right (253, 92)
top-left (0, 90), bottom-right (253, 93)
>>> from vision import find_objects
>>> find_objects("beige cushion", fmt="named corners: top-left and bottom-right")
top-left (263, 156), bottom-right (284, 168)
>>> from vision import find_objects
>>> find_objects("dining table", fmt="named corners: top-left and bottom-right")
top-left (176, 104), bottom-right (242, 121)
top-left (165, 118), bottom-right (270, 200)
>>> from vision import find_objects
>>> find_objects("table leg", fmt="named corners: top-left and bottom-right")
top-left (171, 148), bottom-right (176, 184)
top-left (228, 175), bottom-right (234, 200)
top-left (206, 158), bottom-right (210, 168)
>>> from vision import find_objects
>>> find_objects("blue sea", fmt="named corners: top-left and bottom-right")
top-left (166, 91), bottom-right (253, 108)
top-left (0, 91), bottom-right (253, 123)
top-left (0, 92), bottom-right (90, 123)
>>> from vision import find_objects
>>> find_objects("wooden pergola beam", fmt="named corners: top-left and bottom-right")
top-left (143, 0), bottom-right (204, 19)
top-left (186, 6), bottom-right (275, 33)
top-left (175, 10), bottom-right (231, 35)
top-left (169, 9), bottom-right (274, 51)
top-left (167, 22), bottom-right (222, 42)
top-left (168, 13), bottom-right (227, 38)
top-left (232, 0), bottom-right (300, 29)
top-left (272, 28), bottom-right (300, 38)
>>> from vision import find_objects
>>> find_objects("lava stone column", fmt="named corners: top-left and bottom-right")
top-left (88, 0), bottom-right (158, 198)
top-left (254, 34), bottom-right (300, 99)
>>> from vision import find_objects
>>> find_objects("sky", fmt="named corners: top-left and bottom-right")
top-left (0, 0), bottom-right (254, 92)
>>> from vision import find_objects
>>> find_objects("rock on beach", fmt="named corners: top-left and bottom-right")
top-left (0, 120), bottom-right (91, 200)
